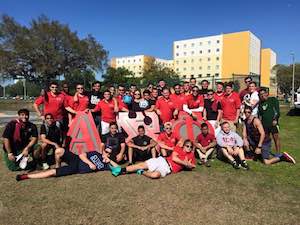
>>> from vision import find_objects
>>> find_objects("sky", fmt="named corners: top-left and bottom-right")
top-left (1, 0), bottom-right (299, 79)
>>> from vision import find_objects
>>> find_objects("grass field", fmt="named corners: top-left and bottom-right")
top-left (0, 107), bottom-right (299, 225)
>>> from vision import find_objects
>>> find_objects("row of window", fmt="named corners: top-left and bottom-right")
top-left (175, 48), bottom-right (220, 57)
top-left (177, 56), bottom-right (220, 64)
top-left (117, 58), bottom-right (142, 64)
top-left (182, 73), bottom-right (220, 79)
top-left (176, 40), bottom-right (220, 48)
top-left (176, 65), bottom-right (220, 71)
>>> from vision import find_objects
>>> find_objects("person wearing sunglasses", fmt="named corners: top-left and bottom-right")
top-left (34, 81), bottom-right (67, 123)
top-left (183, 86), bottom-right (204, 120)
top-left (157, 122), bottom-right (178, 157)
top-left (216, 121), bottom-right (249, 170)
top-left (116, 85), bottom-right (129, 112)
top-left (243, 106), bottom-right (295, 165)
top-left (239, 76), bottom-right (253, 101)
top-left (109, 139), bottom-right (196, 179)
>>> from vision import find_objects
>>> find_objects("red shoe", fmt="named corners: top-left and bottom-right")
top-left (282, 152), bottom-right (296, 164)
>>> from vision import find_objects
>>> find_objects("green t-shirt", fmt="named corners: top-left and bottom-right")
top-left (258, 97), bottom-right (280, 127)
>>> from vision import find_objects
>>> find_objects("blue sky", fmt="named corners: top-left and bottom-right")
top-left (1, 0), bottom-right (299, 79)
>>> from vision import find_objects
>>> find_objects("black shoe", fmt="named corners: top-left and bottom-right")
top-left (205, 160), bottom-right (211, 167)
top-left (231, 160), bottom-right (240, 169)
top-left (240, 160), bottom-right (250, 170)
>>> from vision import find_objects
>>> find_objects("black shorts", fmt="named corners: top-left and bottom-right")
top-left (133, 148), bottom-right (152, 162)
top-left (56, 150), bottom-right (80, 177)
top-left (265, 125), bottom-right (279, 134)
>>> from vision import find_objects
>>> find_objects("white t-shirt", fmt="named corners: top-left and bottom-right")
top-left (244, 91), bottom-right (259, 116)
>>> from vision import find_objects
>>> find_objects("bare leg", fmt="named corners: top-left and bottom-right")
top-left (272, 133), bottom-right (281, 153)
top-left (126, 162), bottom-right (148, 173)
top-left (27, 169), bottom-right (57, 179)
top-left (160, 148), bottom-right (167, 157)
top-left (143, 171), bottom-right (161, 179)
top-left (205, 148), bottom-right (214, 160)
top-left (150, 147), bottom-right (156, 158)
top-left (128, 147), bottom-right (133, 164)
top-left (221, 148), bottom-right (235, 162)
top-left (235, 147), bottom-right (245, 161)
top-left (197, 149), bottom-right (205, 160)
top-left (40, 143), bottom-right (48, 162)
top-left (264, 157), bottom-right (280, 165)
top-left (55, 148), bottom-right (65, 168)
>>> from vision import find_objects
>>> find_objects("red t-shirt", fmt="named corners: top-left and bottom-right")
top-left (34, 92), bottom-right (66, 121)
top-left (116, 95), bottom-right (128, 111)
top-left (158, 132), bottom-right (178, 147)
top-left (185, 94), bottom-right (204, 109)
top-left (220, 92), bottom-right (241, 121)
top-left (70, 95), bottom-right (89, 112)
top-left (170, 93), bottom-right (186, 111)
top-left (155, 97), bottom-right (175, 123)
top-left (239, 88), bottom-right (249, 101)
top-left (214, 92), bottom-right (224, 103)
top-left (94, 99), bottom-right (116, 123)
top-left (166, 146), bottom-right (196, 173)
top-left (196, 133), bottom-right (216, 147)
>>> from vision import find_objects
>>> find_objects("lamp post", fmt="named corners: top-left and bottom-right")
top-left (291, 53), bottom-right (295, 106)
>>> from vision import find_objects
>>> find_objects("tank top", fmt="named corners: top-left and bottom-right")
top-left (245, 117), bottom-right (261, 143)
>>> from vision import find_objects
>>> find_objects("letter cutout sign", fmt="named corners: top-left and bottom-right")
top-left (67, 111), bottom-right (101, 155)
top-left (117, 112), bottom-right (160, 142)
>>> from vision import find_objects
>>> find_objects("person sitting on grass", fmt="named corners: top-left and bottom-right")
top-left (194, 123), bottom-right (216, 167)
top-left (156, 122), bottom-right (178, 157)
top-left (16, 147), bottom-right (118, 181)
top-left (109, 139), bottom-right (196, 179)
top-left (243, 106), bottom-right (296, 165)
top-left (216, 121), bottom-right (249, 170)
top-left (100, 122), bottom-right (126, 163)
top-left (39, 113), bottom-right (63, 170)
top-left (2, 109), bottom-right (39, 171)
top-left (127, 125), bottom-right (157, 165)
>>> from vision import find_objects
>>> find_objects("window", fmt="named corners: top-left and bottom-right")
top-left (216, 57), bottom-right (219, 61)
top-left (128, 60), bottom-right (130, 63)
top-left (183, 52), bottom-right (187, 56)
top-left (198, 74), bottom-right (202, 78)
top-left (216, 65), bottom-right (220, 69)
top-left (207, 66), bottom-right (211, 70)
top-left (184, 44), bottom-right (187, 48)
top-left (191, 59), bottom-right (194, 62)
top-left (199, 50), bottom-right (203, 54)
top-left (133, 66), bottom-right (136, 69)
top-left (191, 51), bottom-right (194, 55)
top-left (139, 66), bottom-right (142, 69)
top-left (176, 60), bottom-right (179, 64)
top-left (191, 67), bottom-right (194, 70)
top-left (208, 49), bottom-right (211, 53)
top-left (217, 40), bottom-right (220, 44)
top-left (215, 73), bottom-right (219, 77)
top-left (176, 45), bottom-right (179, 48)
top-left (208, 41), bottom-right (211, 45)
top-left (208, 57), bottom-right (211, 61)
top-left (191, 43), bottom-right (195, 47)
top-left (191, 74), bottom-right (194, 78)
top-left (176, 53), bottom-right (179, 56)
top-left (207, 74), bottom-right (211, 77)
top-left (184, 60), bottom-right (187, 63)
top-left (216, 48), bottom-right (220, 52)
top-left (199, 42), bottom-right (202, 46)
top-left (133, 59), bottom-right (136, 62)
top-left (199, 58), bottom-right (202, 62)
top-left (139, 72), bottom-right (142, 75)
top-left (176, 68), bottom-right (179, 71)
top-left (139, 59), bottom-right (141, 62)
top-left (183, 67), bottom-right (187, 71)
top-left (199, 66), bottom-right (202, 70)
top-left (183, 75), bottom-right (187, 79)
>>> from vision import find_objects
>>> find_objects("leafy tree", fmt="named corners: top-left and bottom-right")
top-left (142, 62), bottom-right (181, 86)
top-left (274, 63), bottom-right (300, 94)
top-left (102, 67), bottom-right (140, 87)
top-left (5, 80), bottom-right (41, 97)
top-left (64, 70), bottom-right (96, 92)
top-left (0, 14), bottom-right (107, 86)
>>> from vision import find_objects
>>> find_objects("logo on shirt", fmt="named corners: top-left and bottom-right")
top-left (90, 155), bottom-right (105, 170)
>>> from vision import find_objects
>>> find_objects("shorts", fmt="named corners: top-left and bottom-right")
top-left (101, 121), bottom-right (110, 135)
top-left (133, 148), bottom-right (152, 162)
top-left (248, 138), bottom-right (272, 160)
top-left (56, 150), bottom-right (80, 177)
top-left (146, 156), bottom-right (171, 177)
top-left (265, 125), bottom-right (279, 134)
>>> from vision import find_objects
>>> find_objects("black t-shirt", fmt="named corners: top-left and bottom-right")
top-left (102, 132), bottom-right (125, 160)
top-left (199, 89), bottom-right (208, 99)
top-left (131, 101), bottom-right (144, 112)
top-left (40, 124), bottom-right (62, 145)
top-left (88, 91), bottom-right (103, 109)
top-left (2, 120), bottom-right (38, 154)
top-left (204, 99), bottom-right (221, 120)
top-left (144, 99), bottom-right (155, 110)
top-left (132, 135), bottom-right (152, 147)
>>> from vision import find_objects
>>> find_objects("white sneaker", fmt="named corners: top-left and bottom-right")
top-left (19, 156), bottom-right (28, 169)
top-left (42, 162), bottom-right (50, 170)
top-left (16, 153), bottom-right (23, 162)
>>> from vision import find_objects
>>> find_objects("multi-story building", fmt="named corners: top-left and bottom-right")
top-left (173, 31), bottom-right (262, 83)
top-left (110, 55), bottom-right (173, 77)
top-left (261, 48), bottom-right (277, 95)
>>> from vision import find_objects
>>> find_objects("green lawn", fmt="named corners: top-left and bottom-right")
top-left (0, 107), bottom-right (299, 225)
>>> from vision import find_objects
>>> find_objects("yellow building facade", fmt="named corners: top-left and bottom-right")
top-left (261, 48), bottom-right (277, 95)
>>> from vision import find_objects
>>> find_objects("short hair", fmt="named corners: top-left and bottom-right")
top-left (220, 121), bottom-right (229, 127)
top-left (143, 89), bottom-right (151, 95)
top-left (49, 81), bottom-right (58, 86)
top-left (76, 83), bottom-right (84, 87)
top-left (158, 79), bottom-right (165, 82)
top-left (244, 105), bottom-right (253, 112)
top-left (183, 139), bottom-right (193, 147)
top-left (216, 82), bottom-right (224, 86)
top-left (92, 81), bottom-right (101, 86)
top-left (109, 122), bottom-right (118, 128)
top-left (164, 122), bottom-right (172, 128)
top-left (162, 87), bottom-right (170, 92)
top-left (152, 87), bottom-right (158, 91)
top-left (249, 81), bottom-right (257, 86)
top-left (190, 77), bottom-right (196, 81)
top-left (259, 87), bottom-right (269, 93)
top-left (207, 89), bottom-right (214, 93)
top-left (118, 84), bottom-right (125, 88)
top-left (225, 82), bottom-right (234, 88)
top-left (130, 84), bottom-right (137, 87)
top-left (183, 81), bottom-right (190, 85)
top-left (44, 113), bottom-right (54, 118)
top-left (138, 125), bottom-right (145, 130)
top-left (192, 85), bottom-right (199, 90)
top-left (244, 76), bottom-right (252, 81)
top-left (18, 108), bottom-right (29, 116)
top-left (173, 83), bottom-right (181, 88)
top-left (201, 123), bottom-right (208, 128)
top-left (201, 80), bottom-right (209, 84)
top-left (103, 89), bottom-right (111, 94)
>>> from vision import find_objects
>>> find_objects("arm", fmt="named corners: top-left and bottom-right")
top-left (254, 118), bottom-right (265, 147)
top-left (202, 108), bottom-right (207, 120)
top-left (146, 139), bottom-right (157, 149)
top-left (33, 103), bottom-right (44, 120)
top-left (78, 152), bottom-right (96, 170)
top-left (22, 136), bottom-right (38, 156)
top-left (73, 92), bottom-right (79, 102)
top-left (113, 98), bottom-right (119, 113)
top-left (157, 142), bottom-right (173, 151)
top-left (171, 151), bottom-right (195, 169)
top-left (3, 138), bottom-right (15, 161)
top-left (145, 104), bottom-right (155, 112)
top-left (65, 106), bottom-right (77, 115)
top-left (40, 134), bottom-right (59, 148)
top-left (242, 124), bottom-right (249, 148)
top-left (234, 108), bottom-right (241, 123)
top-left (183, 104), bottom-right (192, 114)
top-left (127, 139), bottom-right (142, 150)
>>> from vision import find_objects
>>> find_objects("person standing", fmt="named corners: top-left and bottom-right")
top-left (88, 81), bottom-right (103, 132)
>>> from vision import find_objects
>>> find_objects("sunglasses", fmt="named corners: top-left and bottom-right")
top-left (192, 90), bottom-right (198, 92)
top-left (50, 86), bottom-right (58, 89)
top-left (165, 127), bottom-right (172, 130)
top-left (134, 93), bottom-right (141, 95)
top-left (185, 145), bottom-right (193, 148)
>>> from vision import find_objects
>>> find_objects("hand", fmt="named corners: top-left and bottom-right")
top-left (227, 147), bottom-right (233, 155)
top-left (214, 121), bottom-right (219, 128)
top-left (140, 146), bottom-right (147, 151)
top-left (7, 153), bottom-right (15, 161)
top-left (255, 147), bottom-right (262, 154)
top-left (185, 159), bottom-right (195, 169)
top-left (54, 143), bottom-right (60, 149)
top-left (89, 163), bottom-right (96, 170)
top-left (22, 148), bottom-right (29, 157)
top-left (272, 120), bottom-right (277, 126)
top-left (243, 139), bottom-right (249, 149)
top-left (116, 153), bottom-right (123, 162)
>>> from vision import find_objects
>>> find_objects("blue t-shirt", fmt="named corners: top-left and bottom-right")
top-left (78, 151), bottom-right (110, 174)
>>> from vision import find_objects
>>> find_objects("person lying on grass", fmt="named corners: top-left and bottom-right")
top-left (108, 139), bottom-right (196, 179)
top-left (243, 106), bottom-right (296, 165)
top-left (15, 147), bottom-right (119, 181)
top-left (216, 121), bottom-right (249, 170)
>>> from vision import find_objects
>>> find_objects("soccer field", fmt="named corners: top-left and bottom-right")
top-left (0, 107), bottom-right (299, 225)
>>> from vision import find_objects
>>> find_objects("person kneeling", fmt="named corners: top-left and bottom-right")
top-left (110, 139), bottom-right (196, 179)
top-left (216, 122), bottom-right (249, 170)
top-left (16, 148), bottom-right (112, 181)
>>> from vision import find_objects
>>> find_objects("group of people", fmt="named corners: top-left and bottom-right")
top-left (2, 76), bottom-right (296, 182)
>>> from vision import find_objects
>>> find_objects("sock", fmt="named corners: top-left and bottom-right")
top-left (121, 168), bottom-right (127, 174)
top-left (16, 174), bottom-right (29, 181)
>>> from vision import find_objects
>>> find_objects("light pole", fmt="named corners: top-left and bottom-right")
top-left (291, 53), bottom-right (295, 106)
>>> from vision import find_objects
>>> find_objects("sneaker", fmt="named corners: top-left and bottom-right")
top-left (282, 152), bottom-right (296, 164)
top-left (231, 160), bottom-right (240, 169)
top-left (240, 160), bottom-right (250, 170)
top-left (204, 160), bottom-right (211, 167)
top-left (136, 169), bottom-right (144, 175)
top-left (42, 163), bottom-right (50, 170)
top-left (16, 153), bottom-right (23, 162)
top-left (19, 156), bottom-right (28, 170)
top-left (110, 165), bottom-right (122, 177)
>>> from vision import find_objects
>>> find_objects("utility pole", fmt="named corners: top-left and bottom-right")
top-left (23, 78), bottom-right (27, 100)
